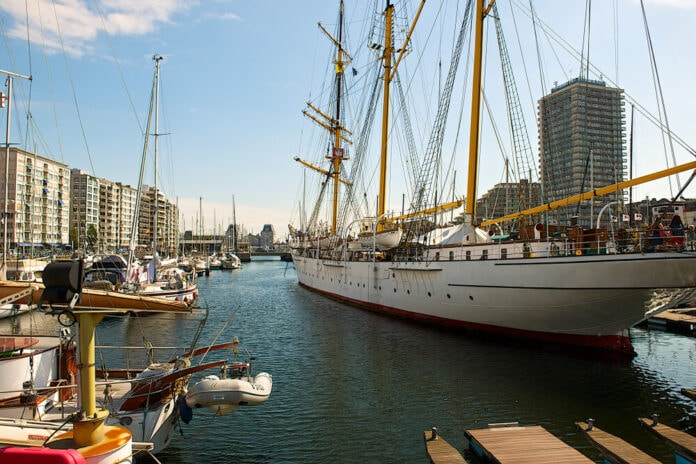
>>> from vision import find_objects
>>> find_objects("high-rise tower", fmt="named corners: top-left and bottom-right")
top-left (538, 78), bottom-right (626, 227)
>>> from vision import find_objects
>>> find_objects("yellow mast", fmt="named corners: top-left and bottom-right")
top-left (330, 0), bottom-right (348, 235)
top-left (376, 1), bottom-right (425, 230)
top-left (465, 0), bottom-right (495, 225)
top-left (377, 2), bottom-right (394, 226)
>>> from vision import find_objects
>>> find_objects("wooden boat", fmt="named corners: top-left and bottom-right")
top-left (185, 362), bottom-right (272, 415)
top-left (0, 279), bottom-right (189, 313)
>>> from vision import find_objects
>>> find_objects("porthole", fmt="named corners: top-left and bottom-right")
top-left (428, 292), bottom-right (432, 297)
top-left (447, 294), bottom-right (451, 299)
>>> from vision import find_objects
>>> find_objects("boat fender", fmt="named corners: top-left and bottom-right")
top-left (179, 395), bottom-right (193, 424)
top-left (0, 446), bottom-right (86, 464)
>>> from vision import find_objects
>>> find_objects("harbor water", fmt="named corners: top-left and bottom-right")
top-left (6, 259), bottom-right (696, 463)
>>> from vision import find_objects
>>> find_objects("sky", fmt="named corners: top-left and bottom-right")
top-left (2, 0), bottom-right (696, 239)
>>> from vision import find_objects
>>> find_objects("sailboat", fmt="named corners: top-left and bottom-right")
top-left (221, 196), bottom-right (242, 270)
top-left (122, 56), bottom-right (198, 305)
top-left (289, 0), bottom-right (696, 355)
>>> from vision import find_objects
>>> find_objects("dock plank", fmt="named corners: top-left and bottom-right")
top-left (639, 417), bottom-right (696, 463)
top-left (464, 424), bottom-right (593, 463)
top-left (423, 430), bottom-right (467, 464)
top-left (575, 421), bottom-right (660, 464)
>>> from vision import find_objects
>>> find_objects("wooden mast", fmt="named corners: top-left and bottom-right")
top-left (377, 1), bottom-right (394, 225)
top-left (376, 1), bottom-right (425, 230)
top-left (465, 0), bottom-right (494, 226)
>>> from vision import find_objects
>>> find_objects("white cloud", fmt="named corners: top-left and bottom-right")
top-left (646, 0), bottom-right (696, 9)
top-left (220, 13), bottom-right (242, 21)
top-left (1, 0), bottom-right (192, 57)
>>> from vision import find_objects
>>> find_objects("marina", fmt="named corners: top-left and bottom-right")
top-left (3, 260), bottom-right (695, 462)
top-left (1, 0), bottom-right (696, 462)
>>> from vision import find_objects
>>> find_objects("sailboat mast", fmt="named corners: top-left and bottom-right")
top-left (1, 75), bottom-right (12, 276)
top-left (152, 55), bottom-right (163, 258)
top-left (232, 195), bottom-right (238, 253)
top-left (377, 1), bottom-right (394, 222)
top-left (330, 1), bottom-right (347, 235)
top-left (465, 0), bottom-right (491, 225)
top-left (0, 70), bottom-right (30, 277)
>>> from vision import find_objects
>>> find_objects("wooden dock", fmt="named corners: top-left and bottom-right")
top-left (464, 423), bottom-right (593, 463)
top-left (646, 309), bottom-right (696, 335)
top-left (423, 429), bottom-right (467, 464)
top-left (639, 416), bottom-right (696, 464)
top-left (575, 420), bottom-right (660, 464)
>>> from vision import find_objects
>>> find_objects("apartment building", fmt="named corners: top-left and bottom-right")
top-left (0, 148), bottom-right (70, 250)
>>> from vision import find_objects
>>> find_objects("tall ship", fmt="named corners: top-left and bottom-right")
top-left (289, 0), bottom-right (696, 354)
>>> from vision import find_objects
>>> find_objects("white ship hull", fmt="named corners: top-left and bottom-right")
top-left (292, 241), bottom-right (696, 353)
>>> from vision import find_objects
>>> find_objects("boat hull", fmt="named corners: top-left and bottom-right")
top-left (292, 248), bottom-right (696, 353)
top-left (108, 395), bottom-right (179, 454)
top-left (0, 280), bottom-right (190, 313)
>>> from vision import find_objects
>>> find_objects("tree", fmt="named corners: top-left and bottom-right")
top-left (69, 227), bottom-right (79, 250)
top-left (86, 224), bottom-right (98, 251)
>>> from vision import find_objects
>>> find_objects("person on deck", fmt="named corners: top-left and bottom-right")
top-left (669, 214), bottom-right (685, 248)
top-left (687, 224), bottom-right (696, 251)
top-left (648, 217), bottom-right (665, 251)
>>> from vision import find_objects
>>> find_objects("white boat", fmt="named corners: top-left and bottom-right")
top-left (186, 362), bottom-right (272, 415)
top-left (289, 1), bottom-right (696, 355)
top-left (0, 260), bottom-right (242, 457)
top-left (132, 265), bottom-right (198, 305)
top-left (6, 258), bottom-right (49, 282)
top-left (0, 254), bottom-right (48, 319)
top-left (194, 258), bottom-right (209, 276)
top-left (220, 253), bottom-right (242, 270)
top-left (209, 256), bottom-right (222, 270)
top-left (356, 219), bottom-right (403, 251)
